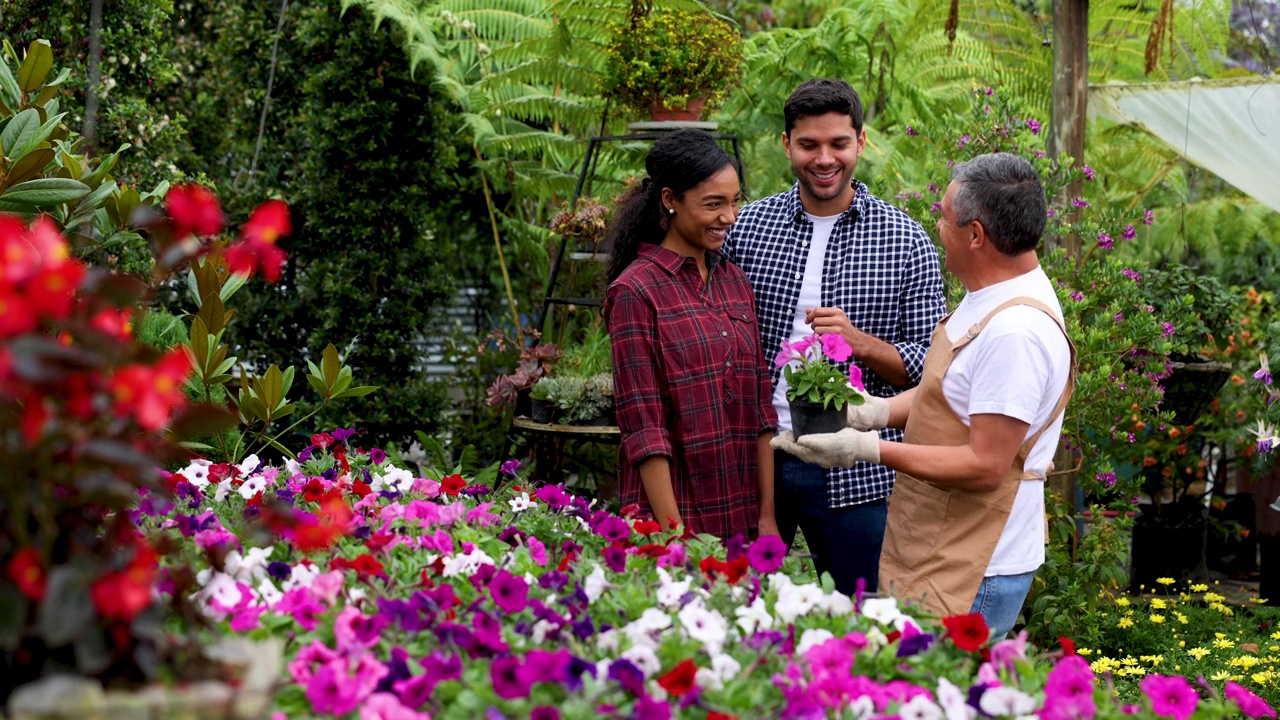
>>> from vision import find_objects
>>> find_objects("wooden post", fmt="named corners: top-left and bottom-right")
top-left (1047, 0), bottom-right (1088, 516)
top-left (1047, 0), bottom-right (1088, 260)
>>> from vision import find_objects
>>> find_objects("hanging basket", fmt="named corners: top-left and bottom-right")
top-left (1159, 356), bottom-right (1233, 425)
top-left (647, 96), bottom-right (707, 123)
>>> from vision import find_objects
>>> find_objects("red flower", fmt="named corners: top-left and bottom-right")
top-left (5, 548), bottom-right (47, 601)
top-left (657, 659), bottom-right (698, 697)
top-left (333, 444), bottom-right (351, 474)
top-left (707, 713), bottom-right (739, 720)
top-left (1060, 635), bottom-right (1077, 655)
top-left (942, 613), bottom-right (990, 652)
top-left (557, 550), bottom-right (577, 572)
top-left (90, 544), bottom-right (157, 622)
top-left (108, 347), bottom-right (193, 431)
top-left (310, 432), bottom-right (334, 450)
top-left (165, 183), bottom-right (224, 239)
top-left (225, 200), bottom-right (291, 283)
top-left (332, 553), bottom-right (385, 578)
top-left (636, 543), bottom-right (670, 558)
top-left (351, 479), bottom-right (372, 498)
top-left (440, 474), bottom-right (467, 496)
top-left (90, 307), bottom-right (133, 340)
top-left (302, 478), bottom-right (326, 502)
top-left (698, 555), bottom-right (749, 584)
top-left (19, 391), bottom-right (48, 444)
top-left (619, 503), bottom-right (641, 519)
top-left (0, 285), bottom-right (38, 338)
top-left (364, 531), bottom-right (395, 553)
top-left (633, 519), bottom-right (662, 535)
top-left (291, 496), bottom-right (352, 552)
top-left (27, 260), bottom-right (85, 321)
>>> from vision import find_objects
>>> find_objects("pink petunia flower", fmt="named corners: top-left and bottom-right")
top-left (289, 640), bottom-right (340, 684)
top-left (848, 364), bottom-right (865, 392)
top-left (360, 692), bottom-right (432, 720)
top-left (526, 535), bottom-right (548, 566)
top-left (1225, 681), bottom-right (1277, 718)
top-left (746, 534), bottom-right (787, 574)
top-left (821, 333), bottom-right (853, 363)
top-left (1139, 674), bottom-right (1198, 720)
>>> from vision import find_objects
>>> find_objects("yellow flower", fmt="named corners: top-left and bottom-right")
top-left (1149, 614), bottom-right (1166, 623)
top-left (1211, 602), bottom-right (1235, 616)
top-left (1118, 617), bottom-right (1135, 629)
top-left (1116, 597), bottom-right (1131, 607)
top-left (1077, 648), bottom-right (1093, 656)
top-left (1205, 592), bottom-right (1226, 603)
top-left (1211, 671), bottom-right (1233, 681)
top-left (1187, 647), bottom-right (1211, 660)
top-left (1217, 633), bottom-right (1228, 640)
top-left (1091, 657), bottom-right (1120, 673)
top-left (1215, 639), bottom-right (1236, 649)
top-left (1157, 577), bottom-right (1176, 585)
top-left (1175, 612), bottom-right (1188, 624)
top-left (1141, 654), bottom-right (1165, 666)
top-left (1251, 597), bottom-right (1269, 604)
top-left (1230, 656), bottom-right (1262, 669)
top-left (1121, 656), bottom-right (1139, 666)
top-left (1271, 631), bottom-right (1280, 640)
top-left (1191, 583), bottom-right (1209, 592)
top-left (1150, 598), bottom-right (1168, 609)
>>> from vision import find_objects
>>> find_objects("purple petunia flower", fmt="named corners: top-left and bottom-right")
top-left (602, 545), bottom-right (627, 573)
top-left (490, 656), bottom-right (530, 700)
top-left (747, 534), bottom-right (787, 574)
top-left (608, 659), bottom-right (646, 696)
top-left (370, 447), bottom-right (386, 465)
top-left (500, 459), bottom-right (522, 476)
top-left (1082, 165), bottom-right (1095, 181)
top-left (489, 570), bottom-right (530, 614)
top-left (298, 446), bottom-right (314, 462)
top-left (594, 515), bottom-right (631, 543)
top-left (535, 484), bottom-right (571, 509)
top-left (332, 428), bottom-right (356, 442)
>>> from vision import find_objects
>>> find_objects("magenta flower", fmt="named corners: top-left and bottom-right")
top-left (1072, 197), bottom-right (1091, 208)
top-left (821, 333), bottom-right (853, 363)
top-left (535, 484), bottom-right (571, 509)
top-left (746, 534), bottom-right (787, 574)
top-left (275, 586), bottom-right (326, 630)
top-left (1143, 209), bottom-right (1155, 224)
top-left (491, 655), bottom-right (531, 699)
top-left (489, 569), bottom-right (530, 614)
top-left (1121, 268), bottom-right (1140, 281)
top-left (595, 515), bottom-right (631, 542)
top-left (1114, 311), bottom-right (1124, 323)
top-left (1225, 681), bottom-right (1276, 718)
top-left (289, 640), bottom-right (341, 684)
top-left (360, 692), bottom-right (432, 720)
top-left (1082, 165), bottom-right (1096, 180)
top-left (466, 501), bottom-right (501, 527)
top-left (1096, 472), bottom-right (1117, 487)
top-left (905, 126), bottom-right (917, 137)
top-left (335, 606), bottom-right (388, 654)
top-left (500, 459), bottom-right (521, 475)
top-left (1097, 233), bottom-right (1113, 250)
top-left (957, 134), bottom-right (971, 149)
top-left (1070, 291), bottom-right (1084, 302)
top-left (1255, 355), bottom-right (1273, 385)
top-left (369, 447), bottom-right (387, 465)
top-left (526, 535), bottom-right (548, 566)
top-left (531, 708), bottom-right (561, 720)
top-left (1140, 674), bottom-right (1199, 720)
top-left (307, 659), bottom-right (363, 715)
top-left (1162, 323), bottom-right (1175, 338)
top-left (229, 604), bottom-right (266, 631)
top-left (774, 342), bottom-right (800, 369)
top-left (1026, 118), bottom-right (1042, 134)
top-left (1123, 224), bottom-right (1137, 240)
top-left (1041, 656), bottom-right (1097, 720)
top-left (848, 364), bottom-right (865, 391)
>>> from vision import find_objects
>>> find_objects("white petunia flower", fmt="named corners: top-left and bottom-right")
top-left (530, 619), bottom-right (557, 644)
top-left (255, 577), bottom-right (282, 608)
top-left (734, 597), bottom-right (775, 633)
top-left (224, 545), bottom-right (274, 583)
top-left (936, 678), bottom-right (975, 720)
top-left (235, 454), bottom-right (262, 477)
top-left (899, 695), bottom-right (943, 720)
top-left (861, 597), bottom-right (905, 626)
top-left (584, 565), bottom-right (611, 603)
top-left (774, 582), bottom-right (823, 623)
top-left (979, 687), bottom-right (1038, 717)
top-left (821, 590), bottom-right (854, 616)
top-left (695, 667), bottom-right (722, 691)
top-left (678, 600), bottom-right (729, 654)
top-left (179, 459), bottom-right (213, 488)
top-left (710, 653), bottom-right (741, 684)
top-left (237, 475), bottom-right (269, 500)
top-left (850, 696), bottom-right (877, 720)
top-left (621, 644), bottom-right (661, 677)
top-left (596, 628), bottom-right (620, 653)
top-left (507, 492), bottom-right (535, 512)
top-left (657, 577), bottom-right (691, 608)
top-left (372, 464), bottom-right (415, 493)
top-left (441, 548), bottom-right (494, 577)
top-left (796, 628), bottom-right (835, 655)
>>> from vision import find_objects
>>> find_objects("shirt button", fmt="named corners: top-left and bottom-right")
top-left (803, 241), bottom-right (810, 246)
top-left (725, 361), bottom-right (732, 368)
top-left (794, 272), bottom-right (801, 279)
top-left (721, 330), bottom-right (729, 337)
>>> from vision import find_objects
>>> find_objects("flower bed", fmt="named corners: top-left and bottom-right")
top-left (90, 433), bottom-right (1275, 720)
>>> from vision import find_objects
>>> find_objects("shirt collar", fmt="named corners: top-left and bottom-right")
top-left (786, 180), bottom-right (868, 224)
top-left (638, 243), bottom-right (723, 276)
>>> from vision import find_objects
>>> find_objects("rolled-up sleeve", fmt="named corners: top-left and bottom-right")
top-left (752, 314), bottom-right (779, 434)
top-left (605, 283), bottom-right (672, 465)
top-left (895, 231), bottom-right (947, 386)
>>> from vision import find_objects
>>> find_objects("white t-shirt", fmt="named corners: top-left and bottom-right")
top-left (772, 212), bottom-right (841, 432)
top-left (940, 266), bottom-right (1070, 576)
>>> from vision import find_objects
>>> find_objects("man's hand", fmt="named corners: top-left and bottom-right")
top-left (758, 514), bottom-right (781, 538)
top-left (847, 395), bottom-right (891, 430)
top-left (771, 429), bottom-right (881, 469)
top-left (805, 307), bottom-right (862, 351)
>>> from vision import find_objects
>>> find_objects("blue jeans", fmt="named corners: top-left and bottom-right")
top-left (969, 570), bottom-right (1036, 640)
top-left (774, 450), bottom-right (887, 595)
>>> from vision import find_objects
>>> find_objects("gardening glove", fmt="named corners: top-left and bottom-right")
top-left (846, 395), bottom-right (891, 431)
top-left (771, 429), bottom-right (881, 469)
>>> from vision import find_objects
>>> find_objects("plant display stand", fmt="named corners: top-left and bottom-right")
top-left (507, 123), bottom-right (745, 493)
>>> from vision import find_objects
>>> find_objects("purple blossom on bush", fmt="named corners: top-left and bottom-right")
top-left (906, 125), bottom-right (917, 137)
top-left (957, 134), bottom-right (971, 149)
top-left (1123, 224), bottom-right (1137, 240)
top-left (1142, 209), bottom-right (1155, 224)
top-left (491, 656), bottom-right (531, 699)
top-left (489, 570), bottom-right (530, 614)
top-left (595, 515), bottom-right (631, 542)
top-left (1082, 165), bottom-right (1095, 180)
top-left (1114, 311), bottom-right (1124, 323)
top-left (1026, 118), bottom-right (1042, 134)
top-left (536, 484), bottom-right (571, 509)
top-left (1097, 234), bottom-right (1113, 250)
top-left (1163, 323), bottom-right (1176, 338)
top-left (370, 447), bottom-right (386, 465)
top-left (500, 459), bottom-right (522, 475)
top-left (1121, 268), bottom-right (1140, 281)
top-left (1096, 472), bottom-right (1117, 488)
top-left (1072, 197), bottom-right (1090, 208)
top-left (1070, 291), bottom-right (1084, 302)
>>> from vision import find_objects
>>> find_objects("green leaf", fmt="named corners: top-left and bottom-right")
top-left (38, 566), bottom-right (94, 646)
top-left (1, 177), bottom-right (89, 207)
top-left (321, 344), bottom-right (341, 388)
top-left (333, 385), bottom-right (378, 399)
top-left (0, 54), bottom-right (20, 107)
top-left (2, 146), bottom-right (54, 187)
top-left (169, 403), bottom-right (238, 441)
top-left (220, 272), bottom-right (248, 302)
top-left (16, 40), bottom-right (53, 92)
top-left (1, 107), bottom-right (39, 156)
top-left (306, 374), bottom-right (328, 396)
top-left (11, 111), bottom-right (65, 162)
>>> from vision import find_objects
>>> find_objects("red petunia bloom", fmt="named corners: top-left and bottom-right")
top-left (301, 478), bottom-right (327, 502)
top-left (165, 184), bottom-right (224, 239)
top-left (942, 612), bottom-right (990, 652)
top-left (332, 553), bottom-right (385, 578)
top-left (440, 474), bottom-right (467, 496)
top-left (1060, 635), bottom-right (1077, 655)
top-left (657, 659), bottom-right (699, 697)
top-left (698, 555), bottom-right (750, 584)
top-left (633, 519), bottom-right (662, 536)
top-left (350, 479), bottom-right (372, 498)
top-left (5, 548), bottom-right (47, 601)
top-left (636, 543), bottom-right (670, 558)
top-left (108, 347), bottom-right (193, 431)
top-left (310, 432), bottom-right (334, 450)
top-left (707, 713), bottom-right (739, 720)
top-left (90, 543), bottom-right (157, 622)
top-left (292, 497), bottom-right (352, 553)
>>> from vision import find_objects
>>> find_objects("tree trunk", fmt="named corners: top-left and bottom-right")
top-left (81, 0), bottom-right (104, 155)
top-left (1047, 0), bottom-right (1088, 260)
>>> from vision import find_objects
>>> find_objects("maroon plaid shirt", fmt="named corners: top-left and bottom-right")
top-left (603, 244), bottom-right (778, 540)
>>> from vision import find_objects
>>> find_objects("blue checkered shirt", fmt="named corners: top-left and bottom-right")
top-left (723, 180), bottom-right (946, 508)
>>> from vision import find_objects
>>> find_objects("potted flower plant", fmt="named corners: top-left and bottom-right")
top-left (775, 333), bottom-right (866, 438)
top-left (602, 7), bottom-right (743, 121)
top-left (550, 197), bottom-right (610, 259)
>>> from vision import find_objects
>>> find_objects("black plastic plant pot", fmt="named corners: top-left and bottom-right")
top-left (789, 399), bottom-right (845, 439)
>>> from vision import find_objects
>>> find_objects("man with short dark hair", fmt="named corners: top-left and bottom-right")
top-left (774, 153), bottom-right (1076, 638)
top-left (722, 78), bottom-right (946, 595)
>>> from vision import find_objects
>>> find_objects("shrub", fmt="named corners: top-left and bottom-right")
top-left (602, 7), bottom-right (744, 113)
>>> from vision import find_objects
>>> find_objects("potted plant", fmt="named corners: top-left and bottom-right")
top-left (775, 333), bottom-right (866, 438)
top-left (485, 343), bottom-right (562, 415)
top-left (602, 6), bottom-right (743, 121)
top-left (550, 197), bottom-right (610, 259)
top-left (528, 377), bottom-right (563, 425)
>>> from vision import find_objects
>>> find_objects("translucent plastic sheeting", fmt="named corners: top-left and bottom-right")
top-left (1090, 76), bottom-right (1280, 212)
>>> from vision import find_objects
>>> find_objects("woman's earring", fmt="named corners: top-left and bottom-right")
top-left (667, 207), bottom-right (675, 215)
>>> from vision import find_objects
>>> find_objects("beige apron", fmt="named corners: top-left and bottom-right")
top-left (878, 297), bottom-right (1075, 617)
